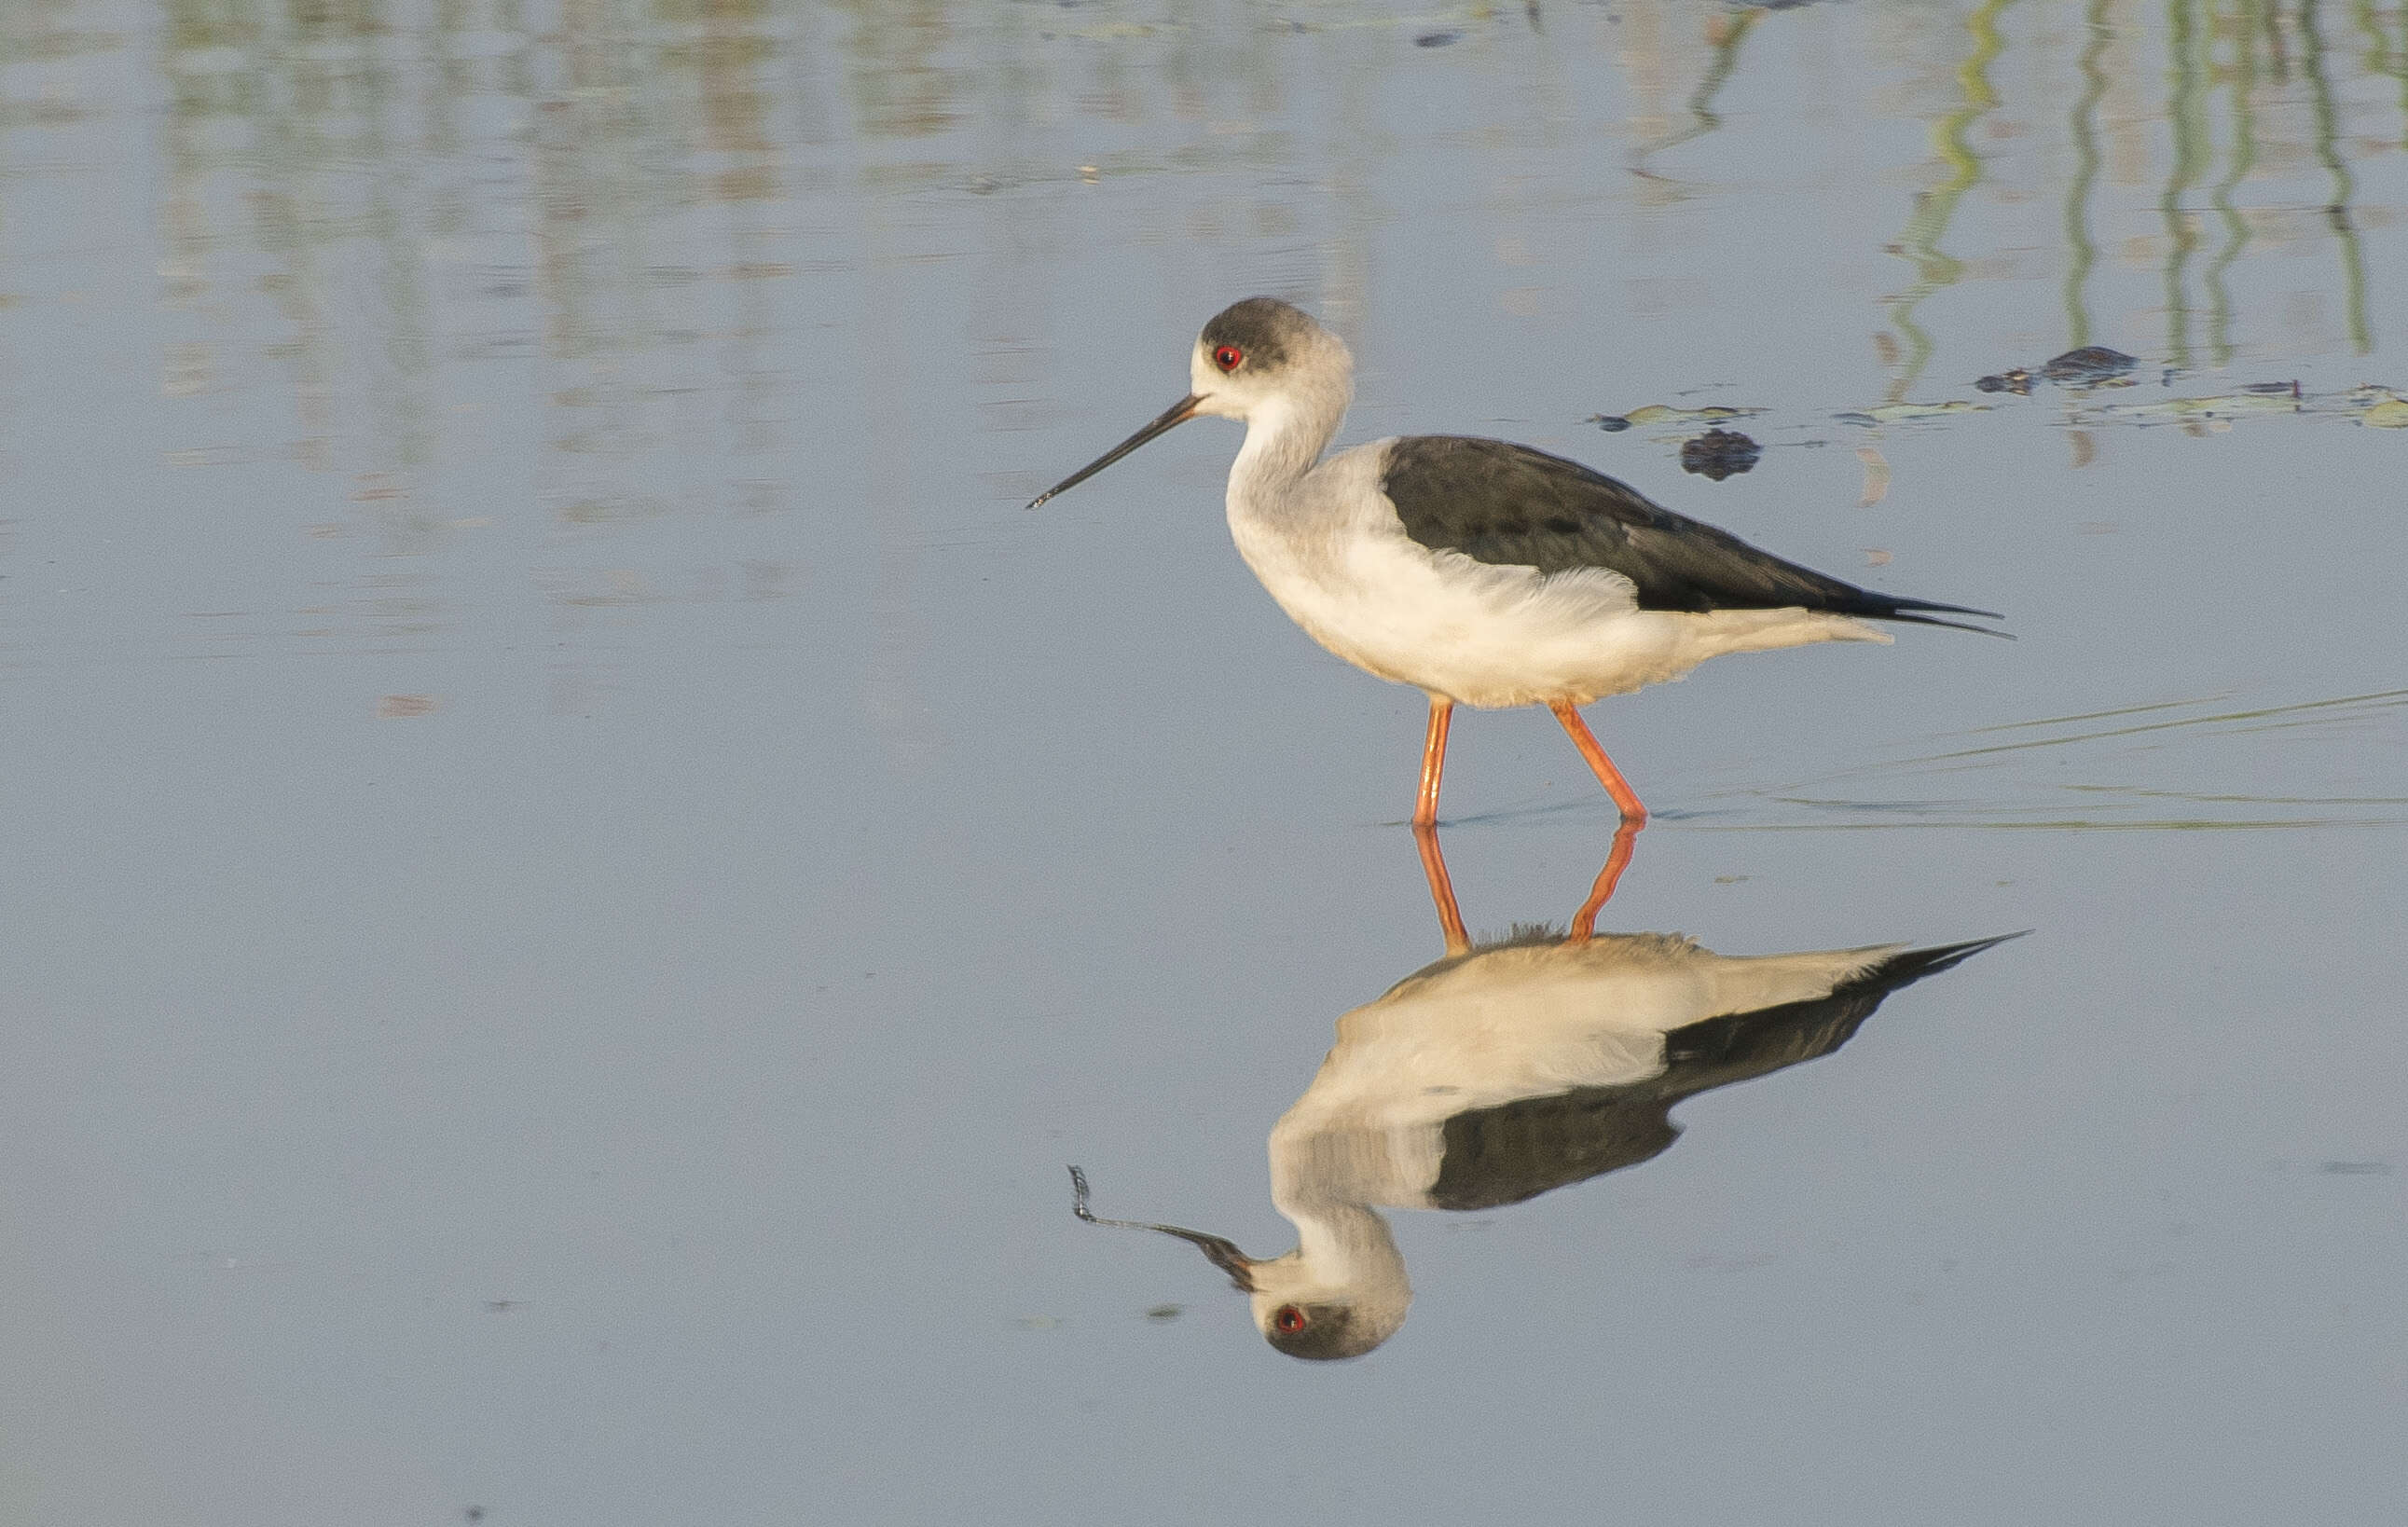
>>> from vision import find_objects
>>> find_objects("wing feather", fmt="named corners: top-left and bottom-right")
top-left (1382, 436), bottom-right (2002, 629)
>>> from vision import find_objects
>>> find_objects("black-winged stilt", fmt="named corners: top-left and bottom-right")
top-left (1030, 297), bottom-right (2004, 826)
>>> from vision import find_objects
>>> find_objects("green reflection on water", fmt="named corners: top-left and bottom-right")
top-left (1884, 0), bottom-right (2015, 404)
top-left (2202, 0), bottom-right (2261, 366)
top-left (2161, 0), bottom-right (2207, 369)
top-left (1631, 7), bottom-right (1764, 180)
top-left (2367, 0), bottom-right (2408, 145)
top-left (830, 0), bottom-right (961, 143)
top-left (2298, 0), bottom-right (2374, 353)
top-left (100, 0), bottom-right (2408, 485)
top-left (2064, 0), bottom-right (2113, 348)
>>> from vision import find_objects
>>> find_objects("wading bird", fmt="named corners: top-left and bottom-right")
top-left (1030, 298), bottom-right (2003, 825)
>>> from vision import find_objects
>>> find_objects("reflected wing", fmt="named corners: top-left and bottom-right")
top-left (1382, 436), bottom-right (2001, 631)
top-left (1425, 1088), bottom-right (1683, 1212)
top-left (1425, 935), bottom-right (2015, 1212)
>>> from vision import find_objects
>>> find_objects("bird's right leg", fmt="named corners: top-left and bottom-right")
top-left (1549, 701), bottom-right (1648, 823)
top-left (1566, 819), bottom-right (1644, 943)
top-left (1412, 695), bottom-right (1453, 829)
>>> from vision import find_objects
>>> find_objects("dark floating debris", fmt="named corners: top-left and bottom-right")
top-left (2041, 345), bottom-right (2140, 384)
top-left (2242, 379), bottom-right (2304, 398)
top-left (1679, 427), bottom-right (1761, 481)
top-left (1975, 346), bottom-right (2140, 394)
top-left (1414, 29), bottom-right (1463, 47)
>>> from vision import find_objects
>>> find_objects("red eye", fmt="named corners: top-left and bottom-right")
top-left (1213, 345), bottom-right (1244, 372)
top-left (1274, 1305), bottom-right (1306, 1333)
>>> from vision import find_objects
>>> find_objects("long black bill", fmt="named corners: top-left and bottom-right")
top-left (1026, 393), bottom-right (1204, 509)
top-left (1068, 1165), bottom-right (1257, 1292)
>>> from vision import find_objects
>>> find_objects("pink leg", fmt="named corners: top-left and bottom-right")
top-left (1412, 820), bottom-right (1472, 958)
top-left (1412, 695), bottom-right (1453, 829)
top-left (1548, 701), bottom-right (1648, 823)
top-left (1567, 819), bottom-right (1644, 943)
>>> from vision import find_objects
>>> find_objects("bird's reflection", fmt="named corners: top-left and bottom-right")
top-left (1075, 826), bottom-right (2014, 1360)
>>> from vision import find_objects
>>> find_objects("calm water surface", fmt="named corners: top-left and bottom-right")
top-left (2, 2), bottom-right (2403, 1522)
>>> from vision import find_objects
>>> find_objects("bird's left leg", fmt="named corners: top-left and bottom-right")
top-left (1548, 701), bottom-right (1648, 823)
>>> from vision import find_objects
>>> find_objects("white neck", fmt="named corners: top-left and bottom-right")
top-left (1295, 1200), bottom-right (1399, 1274)
top-left (1227, 381), bottom-right (1351, 514)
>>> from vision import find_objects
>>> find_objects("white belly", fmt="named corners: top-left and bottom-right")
top-left (1228, 510), bottom-right (1889, 709)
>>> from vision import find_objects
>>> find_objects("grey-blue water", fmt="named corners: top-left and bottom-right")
top-left (2, 3), bottom-right (2401, 1522)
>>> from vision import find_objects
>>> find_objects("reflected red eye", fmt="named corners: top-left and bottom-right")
top-left (1274, 1305), bottom-right (1306, 1333)
top-left (1213, 345), bottom-right (1244, 372)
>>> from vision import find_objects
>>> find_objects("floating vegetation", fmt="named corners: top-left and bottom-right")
top-left (1833, 400), bottom-right (1988, 425)
top-left (2066, 382), bottom-right (2408, 430)
top-left (2356, 392), bottom-right (2408, 429)
top-left (1813, 376), bottom-right (2408, 435)
top-left (2072, 391), bottom-right (2304, 425)
top-left (1590, 404), bottom-right (1766, 433)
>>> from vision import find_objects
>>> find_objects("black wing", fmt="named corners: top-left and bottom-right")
top-left (1424, 934), bottom-right (2018, 1212)
top-left (1382, 436), bottom-right (2002, 633)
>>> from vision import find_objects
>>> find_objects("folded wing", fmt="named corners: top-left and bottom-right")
top-left (1382, 436), bottom-right (2003, 634)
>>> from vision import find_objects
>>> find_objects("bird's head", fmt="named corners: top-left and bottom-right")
top-left (1025, 296), bottom-right (1351, 508)
top-left (1186, 296), bottom-right (1351, 423)
top-left (1241, 1245), bottom-right (1411, 1362)
top-left (1068, 1167), bottom-right (1410, 1363)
